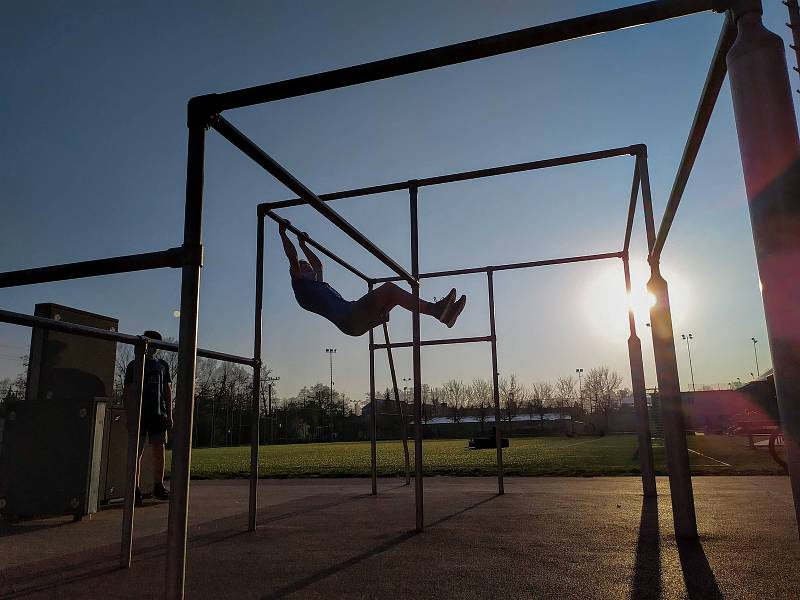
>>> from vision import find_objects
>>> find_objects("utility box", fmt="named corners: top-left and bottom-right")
top-left (0, 304), bottom-right (119, 518)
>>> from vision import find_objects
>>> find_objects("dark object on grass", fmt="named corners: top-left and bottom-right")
top-left (469, 436), bottom-right (509, 449)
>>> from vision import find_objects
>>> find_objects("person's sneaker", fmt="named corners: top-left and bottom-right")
top-left (135, 487), bottom-right (143, 507)
top-left (444, 295), bottom-right (467, 328)
top-left (153, 483), bottom-right (170, 501)
top-left (433, 288), bottom-right (456, 322)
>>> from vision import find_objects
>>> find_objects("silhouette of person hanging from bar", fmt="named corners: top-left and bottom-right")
top-left (279, 222), bottom-right (465, 336)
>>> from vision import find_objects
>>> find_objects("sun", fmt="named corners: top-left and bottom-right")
top-left (582, 259), bottom-right (689, 341)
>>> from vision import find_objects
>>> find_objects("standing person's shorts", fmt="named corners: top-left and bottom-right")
top-left (140, 416), bottom-right (168, 445)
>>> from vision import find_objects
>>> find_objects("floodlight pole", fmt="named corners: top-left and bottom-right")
top-left (623, 256), bottom-right (656, 498)
top-left (727, 1), bottom-right (800, 537)
top-left (166, 103), bottom-right (207, 600)
top-left (409, 183), bottom-right (424, 532)
top-left (640, 147), bottom-right (697, 539)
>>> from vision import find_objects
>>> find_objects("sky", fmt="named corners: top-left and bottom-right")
top-left (2, 1), bottom-right (795, 408)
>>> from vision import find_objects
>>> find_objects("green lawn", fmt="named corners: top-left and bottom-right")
top-left (169, 434), bottom-right (787, 479)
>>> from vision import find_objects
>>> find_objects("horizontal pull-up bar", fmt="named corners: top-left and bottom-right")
top-left (211, 116), bottom-right (416, 285)
top-left (371, 251), bottom-right (622, 283)
top-left (0, 246), bottom-right (187, 289)
top-left (371, 335), bottom-right (494, 350)
top-left (651, 14), bottom-right (734, 260)
top-left (0, 309), bottom-right (255, 367)
top-left (201, 0), bottom-right (727, 113)
top-left (263, 210), bottom-right (370, 281)
top-left (260, 145), bottom-right (641, 211)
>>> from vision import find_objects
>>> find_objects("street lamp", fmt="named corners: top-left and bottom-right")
top-left (751, 337), bottom-right (760, 376)
top-left (325, 348), bottom-right (336, 439)
top-left (575, 368), bottom-right (583, 413)
top-left (266, 375), bottom-right (279, 444)
top-left (402, 377), bottom-right (412, 404)
top-left (681, 333), bottom-right (695, 392)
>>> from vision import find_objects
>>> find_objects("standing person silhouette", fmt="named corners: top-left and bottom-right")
top-left (279, 222), bottom-right (466, 336)
top-left (124, 330), bottom-right (172, 506)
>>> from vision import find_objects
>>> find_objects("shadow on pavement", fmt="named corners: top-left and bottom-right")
top-left (260, 494), bottom-right (498, 600)
top-left (676, 538), bottom-right (723, 600)
top-left (631, 496), bottom-right (660, 600)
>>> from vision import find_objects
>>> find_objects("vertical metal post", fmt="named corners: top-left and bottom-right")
top-left (166, 112), bottom-right (206, 599)
top-left (409, 183), bottom-right (424, 532)
top-left (369, 283), bottom-right (378, 496)
top-left (249, 214), bottom-right (265, 531)
top-left (382, 322), bottom-right (412, 485)
top-left (120, 340), bottom-right (146, 568)
top-left (641, 150), bottom-right (696, 539)
top-left (487, 270), bottom-right (504, 494)
top-left (727, 4), bottom-right (800, 537)
top-left (623, 257), bottom-right (656, 498)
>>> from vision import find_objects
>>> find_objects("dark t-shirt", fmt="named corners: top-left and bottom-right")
top-left (291, 275), bottom-right (353, 333)
top-left (125, 357), bottom-right (171, 419)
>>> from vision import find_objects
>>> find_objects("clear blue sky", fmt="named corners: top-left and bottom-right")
top-left (2, 1), bottom-right (795, 405)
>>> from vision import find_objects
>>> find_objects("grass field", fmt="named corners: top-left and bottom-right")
top-left (168, 434), bottom-right (788, 479)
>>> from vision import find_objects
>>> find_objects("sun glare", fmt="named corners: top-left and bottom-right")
top-left (582, 260), bottom-right (689, 341)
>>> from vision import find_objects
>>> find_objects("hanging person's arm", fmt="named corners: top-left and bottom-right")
top-left (279, 222), bottom-right (300, 275)
top-left (299, 233), bottom-right (324, 282)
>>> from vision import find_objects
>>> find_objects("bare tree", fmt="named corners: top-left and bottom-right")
top-left (499, 374), bottom-right (525, 424)
top-left (531, 381), bottom-right (554, 429)
top-left (585, 366), bottom-right (623, 431)
top-left (442, 379), bottom-right (466, 423)
top-left (469, 379), bottom-right (492, 431)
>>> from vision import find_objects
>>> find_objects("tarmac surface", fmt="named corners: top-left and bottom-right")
top-left (0, 476), bottom-right (798, 599)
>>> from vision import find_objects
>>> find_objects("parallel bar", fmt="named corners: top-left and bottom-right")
top-left (382, 322), bottom-right (411, 485)
top-left (0, 309), bottom-right (252, 365)
top-left (166, 121), bottom-right (205, 600)
top-left (368, 282), bottom-right (378, 496)
top-left (120, 341), bottom-right (146, 568)
top-left (371, 251), bottom-right (623, 283)
top-left (0, 246), bottom-right (186, 289)
top-left (410, 185), bottom-right (424, 532)
top-left (372, 335), bottom-right (494, 350)
top-left (263, 210), bottom-right (370, 281)
top-left (260, 146), bottom-right (640, 211)
top-left (488, 270), bottom-right (505, 494)
top-left (638, 153), bottom-right (657, 253)
top-left (248, 215), bottom-right (265, 531)
top-left (622, 162), bottom-right (641, 255)
top-left (651, 15), bottom-right (735, 259)
top-left (212, 116), bottom-right (415, 284)
top-left (209, 0), bottom-right (725, 112)
top-left (623, 258), bottom-right (657, 497)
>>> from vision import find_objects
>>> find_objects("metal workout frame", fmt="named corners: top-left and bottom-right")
top-left (257, 143), bottom-right (658, 507)
top-left (3, 1), bottom-right (799, 598)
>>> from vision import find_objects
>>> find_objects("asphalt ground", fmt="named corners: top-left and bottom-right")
top-left (1, 476), bottom-right (798, 599)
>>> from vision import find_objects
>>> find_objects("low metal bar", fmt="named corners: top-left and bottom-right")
top-left (120, 340), bottom-right (146, 568)
top-left (623, 162), bottom-right (641, 255)
top-left (248, 214), bottom-right (265, 531)
top-left (263, 210), bottom-right (370, 281)
top-left (212, 116), bottom-right (415, 284)
top-left (371, 251), bottom-right (623, 283)
top-left (650, 14), bottom-right (735, 259)
top-left (368, 283), bottom-right (378, 496)
top-left (260, 146), bottom-right (640, 211)
top-left (0, 308), bottom-right (255, 366)
top-left (382, 322), bottom-right (411, 485)
top-left (0, 246), bottom-right (186, 289)
top-left (487, 270), bottom-right (505, 494)
top-left (410, 185), bottom-right (424, 532)
top-left (372, 335), bottom-right (494, 350)
top-left (207, 0), bottom-right (726, 113)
